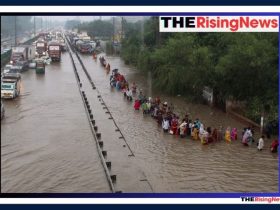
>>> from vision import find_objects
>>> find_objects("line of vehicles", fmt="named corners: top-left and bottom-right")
top-left (1, 30), bottom-right (66, 119)
top-left (67, 31), bottom-right (99, 54)
top-left (34, 31), bottom-right (66, 62)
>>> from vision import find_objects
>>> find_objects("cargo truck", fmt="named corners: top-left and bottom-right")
top-left (10, 45), bottom-right (36, 63)
top-left (48, 41), bottom-right (61, 62)
top-left (10, 47), bottom-right (27, 62)
top-left (1, 75), bottom-right (21, 99)
top-left (36, 40), bottom-right (47, 57)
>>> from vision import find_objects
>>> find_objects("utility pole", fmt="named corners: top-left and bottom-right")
top-left (34, 16), bottom-right (36, 37)
top-left (14, 16), bottom-right (17, 46)
top-left (112, 17), bottom-right (115, 43)
top-left (152, 16), bottom-right (160, 47)
top-left (121, 17), bottom-right (124, 41)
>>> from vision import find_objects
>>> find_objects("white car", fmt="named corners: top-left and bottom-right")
top-left (3, 64), bottom-right (13, 74)
top-left (4, 67), bottom-right (21, 79)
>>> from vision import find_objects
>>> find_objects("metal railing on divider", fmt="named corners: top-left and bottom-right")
top-left (66, 36), bottom-right (119, 193)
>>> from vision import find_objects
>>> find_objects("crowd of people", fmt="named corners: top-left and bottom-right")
top-left (99, 56), bottom-right (279, 153)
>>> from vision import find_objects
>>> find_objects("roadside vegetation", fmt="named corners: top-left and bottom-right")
top-left (66, 19), bottom-right (114, 39)
top-left (120, 17), bottom-right (278, 125)
top-left (68, 17), bottom-right (278, 126)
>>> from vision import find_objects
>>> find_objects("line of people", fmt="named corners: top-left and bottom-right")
top-left (101, 57), bottom-right (279, 153)
top-left (99, 56), bottom-right (111, 74)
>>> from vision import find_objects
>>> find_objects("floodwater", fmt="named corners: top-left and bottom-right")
top-left (79, 52), bottom-right (279, 192)
top-left (1, 50), bottom-right (278, 193)
top-left (1, 53), bottom-right (110, 193)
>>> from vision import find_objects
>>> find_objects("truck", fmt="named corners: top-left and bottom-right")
top-left (26, 45), bottom-right (36, 61)
top-left (10, 45), bottom-right (36, 63)
top-left (48, 41), bottom-right (61, 62)
top-left (36, 40), bottom-right (47, 57)
top-left (89, 41), bottom-right (96, 50)
top-left (78, 42), bottom-right (93, 54)
top-left (57, 38), bottom-right (66, 52)
top-left (1, 75), bottom-right (21, 99)
top-left (10, 47), bottom-right (28, 62)
top-left (82, 36), bottom-right (91, 42)
top-left (35, 59), bottom-right (45, 74)
top-left (56, 31), bottom-right (62, 39)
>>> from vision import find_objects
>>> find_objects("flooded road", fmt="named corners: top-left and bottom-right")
top-left (1, 49), bottom-right (278, 193)
top-left (1, 52), bottom-right (110, 192)
top-left (80, 53), bottom-right (278, 192)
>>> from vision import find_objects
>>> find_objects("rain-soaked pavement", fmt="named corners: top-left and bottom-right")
top-left (1, 46), bottom-right (278, 193)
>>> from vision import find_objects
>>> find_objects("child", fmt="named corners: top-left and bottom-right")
top-left (257, 135), bottom-right (264, 151)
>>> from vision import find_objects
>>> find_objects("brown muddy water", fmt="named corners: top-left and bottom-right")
top-left (1, 53), bottom-right (110, 192)
top-left (79, 52), bottom-right (278, 192)
top-left (1, 51), bottom-right (278, 193)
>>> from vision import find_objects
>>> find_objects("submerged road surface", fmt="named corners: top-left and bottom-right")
top-left (1, 53), bottom-right (110, 193)
top-left (79, 52), bottom-right (278, 192)
top-left (1, 48), bottom-right (278, 193)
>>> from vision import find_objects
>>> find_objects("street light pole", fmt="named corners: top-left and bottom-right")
top-left (34, 16), bottom-right (36, 37)
top-left (14, 16), bottom-right (17, 46)
top-left (121, 17), bottom-right (124, 41)
top-left (112, 17), bottom-right (115, 43)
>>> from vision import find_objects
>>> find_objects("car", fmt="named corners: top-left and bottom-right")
top-left (3, 48), bottom-right (10, 53)
top-left (14, 60), bottom-right (29, 72)
top-left (4, 67), bottom-right (21, 79)
top-left (3, 64), bottom-right (13, 74)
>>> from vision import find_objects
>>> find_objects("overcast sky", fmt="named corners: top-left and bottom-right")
top-left (42, 16), bottom-right (146, 23)
top-left (41, 16), bottom-right (107, 22)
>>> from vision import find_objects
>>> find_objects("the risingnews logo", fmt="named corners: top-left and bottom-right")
top-left (159, 16), bottom-right (279, 32)
top-left (241, 197), bottom-right (280, 204)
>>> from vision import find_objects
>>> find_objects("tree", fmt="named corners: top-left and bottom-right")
top-left (65, 20), bottom-right (81, 30)
top-left (120, 16), bottom-right (278, 122)
top-left (78, 20), bottom-right (113, 38)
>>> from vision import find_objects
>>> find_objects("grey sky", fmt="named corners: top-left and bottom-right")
top-left (42, 16), bottom-right (146, 23)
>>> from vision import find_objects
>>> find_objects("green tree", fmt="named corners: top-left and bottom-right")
top-left (65, 20), bottom-right (81, 30)
top-left (120, 16), bottom-right (278, 123)
top-left (78, 20), bottom-right (113, 38)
